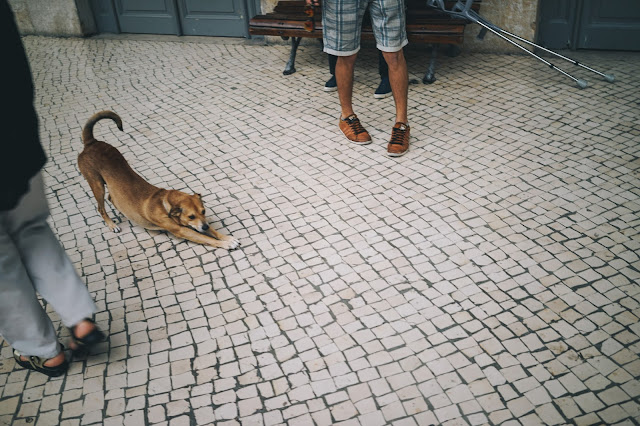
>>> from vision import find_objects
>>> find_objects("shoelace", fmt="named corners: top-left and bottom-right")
top-left (345, 116), bottom-right (366, 135)
top-left (389, 125), bottom-right (408, 145)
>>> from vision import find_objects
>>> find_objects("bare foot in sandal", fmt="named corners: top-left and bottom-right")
top-left (69, 318), bottom-right (106, 351)
top-left (19, 350), bottom-right (65, 366)
top-left (14, 347), bottom-right (69, 377)
top-left (74, 319), bottom-right (97, 339)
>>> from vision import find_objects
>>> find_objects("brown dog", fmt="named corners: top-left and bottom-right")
top-left (78, 111), bottom-right (239, 250)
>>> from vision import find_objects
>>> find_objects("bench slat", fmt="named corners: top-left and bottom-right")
top-left (272, 0), bottom-right (481, 13)
top-left (251, 24), bottom-right (465, 38)
top-left (249, 0), bottom-right (481, 77)
top-left (251, 1), bottom-right (478, 39)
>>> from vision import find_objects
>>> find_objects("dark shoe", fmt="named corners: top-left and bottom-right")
top-left (374, 77), bottom-right (392, 99)
top-left (387, 122), bottom-right (410, 157)
top-left (14, 347), bottom-right (69, 377)
top-left (324, 75), bottom-right (337, 92)
top-left (69, 318), bottom-right (106, 353)
top-left (339, 114), bottom-right (372, 144)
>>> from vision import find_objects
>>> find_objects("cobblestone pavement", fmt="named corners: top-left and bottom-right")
top-left (1, 35), bottom-right (639, 426)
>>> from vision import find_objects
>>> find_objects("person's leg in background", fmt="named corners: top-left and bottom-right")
top-left (0, 173), bottom-right (102, 376)
top-left (374, 50), bottom-right (392, 98)
top-left (325, 54), bottom-right (338, 91)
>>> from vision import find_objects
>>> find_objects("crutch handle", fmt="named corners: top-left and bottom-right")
top-left (453, 0), bottom-right (474, 13)
top-left (426, 0), bottom-right (445, 10)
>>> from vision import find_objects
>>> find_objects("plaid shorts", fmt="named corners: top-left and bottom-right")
top-left (322, 0), bottom-right (408, 56)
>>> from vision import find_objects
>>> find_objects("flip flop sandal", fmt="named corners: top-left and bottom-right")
top-left (69, 318), bottom-right (106, 352)
top-left (13, 347), bottom-right (69, 377)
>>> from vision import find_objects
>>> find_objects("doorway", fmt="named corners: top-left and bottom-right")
top-left (537, 0), bottom-right (640, 51)
top-left (91, 0), bottom-right (261, 37)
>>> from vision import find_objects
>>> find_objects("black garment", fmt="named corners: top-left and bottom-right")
top-left (328, 51), bottom-right (388, 79)
top-left (328, 50), bottom-right (389, 78)
top-left (0, 0), bottom-right (47, 211)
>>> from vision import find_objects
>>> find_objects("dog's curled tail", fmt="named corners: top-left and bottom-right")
top-left (82, 110), bottom-right (123, 145)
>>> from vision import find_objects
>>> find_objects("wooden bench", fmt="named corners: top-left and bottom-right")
top-left (249, 0), bottom-right (481, 83)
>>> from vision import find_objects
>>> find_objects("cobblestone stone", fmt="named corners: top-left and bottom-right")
top-left (0, 35), bottom-right (639, 425)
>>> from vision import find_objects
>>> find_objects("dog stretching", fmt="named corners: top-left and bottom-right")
top-left (78, 111), bottom-right (239, 250)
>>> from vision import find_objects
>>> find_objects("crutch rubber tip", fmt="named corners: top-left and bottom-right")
top-left (604, 74), bottom-right (615, 83)
top-left (576, 79), bottom-right (588, 89)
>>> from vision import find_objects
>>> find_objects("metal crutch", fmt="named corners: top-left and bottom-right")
top-left (427, 0), bottom-right (616, 89)
top-left (491, 28), bottom-right (615, 83)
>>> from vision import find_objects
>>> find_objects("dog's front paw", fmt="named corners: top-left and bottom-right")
top-left (222, 237), bottom-right (240, 250)
top-left (109, 224), bottom-right (121, 233)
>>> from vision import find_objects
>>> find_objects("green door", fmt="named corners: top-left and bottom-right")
top-left (538, 0), bottom-right (640, 51)
top-left (537, 0), bottom-right (577, 49)
top-left (577, 0), bottom-right (640, 50)
top-left (115, 0), bottom-right (180, 35)
top-left (97, 0), bottom-right (253, 37)
top-left (178, 0), bottom-right (248, 37)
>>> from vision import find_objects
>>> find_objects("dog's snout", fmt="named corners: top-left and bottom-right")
top-left (202, 223), bottom-right (210, 231)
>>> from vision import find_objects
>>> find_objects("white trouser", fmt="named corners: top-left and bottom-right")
top-left (0, 173), bottom-right (96, 358)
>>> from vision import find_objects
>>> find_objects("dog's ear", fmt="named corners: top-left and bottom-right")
top-left (169, 207), bottom-right (182, 218)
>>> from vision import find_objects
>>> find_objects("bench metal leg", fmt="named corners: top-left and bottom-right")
top-left (283, 37), bottom-right (302, 75)
top-left (423, 44), bottom-right (438, 84)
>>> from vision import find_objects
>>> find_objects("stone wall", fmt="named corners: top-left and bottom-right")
top-left (258, 0), bottom-right (540, 53)
top-left (260, 0), bottom-right (279, 16)
top-left (8, 0), bottom-right (95, 37)
top-left (463, 0), bottom-right (539, 53)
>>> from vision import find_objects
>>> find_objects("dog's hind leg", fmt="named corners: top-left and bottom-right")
top-left (86, 178), bottom-right (121, 233)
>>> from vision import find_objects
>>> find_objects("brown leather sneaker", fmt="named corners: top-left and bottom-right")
top-left (339, 114), bottom-right (372, 144)
top-left (387, 122), bottom-right (410, 157)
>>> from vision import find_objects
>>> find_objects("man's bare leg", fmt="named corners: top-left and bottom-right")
top-left (335, 53), bottom-right (372, 144)
top-left (382, 50), bottom-right (408, 124)
top-left (336, 54), bottom-right (358, 119)
top-left (383, 49), bottom-right (411, 156)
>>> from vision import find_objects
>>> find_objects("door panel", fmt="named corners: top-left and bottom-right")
top-left (91, 0), bottom-right (120, 33)
top-left (177, 0), bottom-right (248, 37)
top-left (115, 0), bottom-right (180, 35)
top-left (537, 0), bottom-right (577, 49)
top-left (184, 1), bottom-right (236, 13)
top-left (577, 0), bottom-right (640, 50)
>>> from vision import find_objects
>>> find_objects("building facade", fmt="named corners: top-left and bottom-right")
top-left (9, 0), bottom-right (640, 53)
